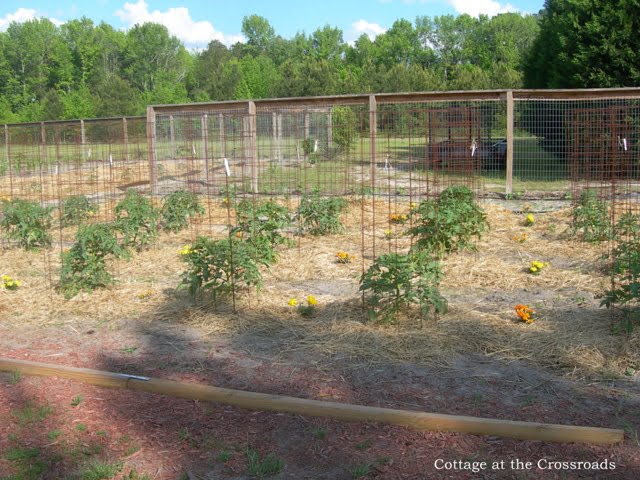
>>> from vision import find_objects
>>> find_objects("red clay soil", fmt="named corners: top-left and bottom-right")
top-left (1, 319), bottom-right (639, 480)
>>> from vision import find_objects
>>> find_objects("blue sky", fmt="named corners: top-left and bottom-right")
top-left (0, 0), bottom-right (545, 48)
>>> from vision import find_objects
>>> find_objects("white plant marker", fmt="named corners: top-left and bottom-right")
top-left (223, 157), bottom-right (231, 177)
top-left (109, 154), bottom-right (113, 166)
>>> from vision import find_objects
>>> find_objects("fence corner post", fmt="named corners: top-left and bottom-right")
top-left (505, 90), bottom-right (514, 196)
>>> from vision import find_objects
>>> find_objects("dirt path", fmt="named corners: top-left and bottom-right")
top-left (1, 316), bottom-right (639, 479)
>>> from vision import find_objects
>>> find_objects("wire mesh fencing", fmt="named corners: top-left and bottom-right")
top-left (3, 88), bottom-right (640, 311)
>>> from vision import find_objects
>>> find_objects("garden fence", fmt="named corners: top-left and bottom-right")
top-left (2, 88), bottom-right (640, 296)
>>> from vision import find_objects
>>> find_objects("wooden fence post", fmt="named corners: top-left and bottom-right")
top-left (123, 118), bottom-right (129, 162)
top-left (218, 113), bottom-right (225, 158)
top-left (247, 101), bottom-right (258, 192)
top-left (80, 120), bottom-right (86, 162)
top-left (40, 122), bottom-right (47, 165)
top-left (147, 106), bottom-right (158, 194)
top-left (4, 124), bottom-right (12, 195)
top-left (304, 109), bottom-right (310, 162)
top-left (201, 114), bottom-right (209, 187)
top-left (169, 114), bottom-right (176, 160)
top-left (506, 90), bottom-right (514, 196)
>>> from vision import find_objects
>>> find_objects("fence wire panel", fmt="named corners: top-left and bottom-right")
top-left (515, 96), bottom-right (640, 198)
top-left (563, 95), bottom-right (640, 333)
top-left (0, 117), bottom-right (148, 286)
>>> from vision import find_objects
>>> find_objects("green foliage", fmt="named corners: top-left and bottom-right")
top-left (601, 213), bottom-right (640, 333)
top-left (298, 190), bottom-right (347, 235)
top-left (60, 223), bottom-right (129, 298)
top-left (0, 198), bottom-right (53, 250)
top-left (331, 106), bottom-right (358, 152)
top-left (246, 448), bottom-right (284, 478)
top-left (359, 251), bottom-right (447, 323)
top-left (161, 190), bottom-right (204, 233)
top-left (571, 190), bottom-right (611, 242)
top-left (79, 460), bottom-right (123, 480)
top-left (114, 190), bottom-right (160, 251)
top-left (233, 199), bottom-right (293, 264)
top-left (180, 236), bottom-right (265, 304)
top-left (60, 195), bottom-right (98, 227)
top-left (525, 0), bottom-right (640, 89)
top-left (408, 186), bottom-right (488, 257)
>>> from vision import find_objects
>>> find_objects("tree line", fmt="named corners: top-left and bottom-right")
top-left (0, 0), bottom-right (636, 124)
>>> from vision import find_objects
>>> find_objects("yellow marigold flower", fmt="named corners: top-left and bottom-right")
top-left (384, 229), bottom-right (392, 237)
top-left (307, 295), bottom-right (318, 306)
top-left (336, 252), bottom-right (353, 263)
top-left (179, 245), bottom-right (192, 255)
top-left (525, 213), bottom-right (535, 225)
top-left (530, 266), bottom-right (538, 273)
top-left (288, 298), bottom-right (298, 306)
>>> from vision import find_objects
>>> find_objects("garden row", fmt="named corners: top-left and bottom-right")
top-left (1, 187), bottom-right (639, 331)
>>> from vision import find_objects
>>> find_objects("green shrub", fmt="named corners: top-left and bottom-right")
top-left (331, 106), bottom-right (358, 153)
top-left (571, 189), bottom-right (611, 242)
top-left (60, 195), bottom-right (98, 227)
top-left (359, 251), bottom-right (447, 323)
top-left (233, 199), bottom-right (293, 264)
top-left (408, 185), bottom-right (488, 256)
top-left (60, 223), bottom-right (129, 298)
top-left (114, 190), bottom-right (159, 251)
top-left (298, 190), bottom-right (347, 236)
top-left (601, 213), bottom-right (640, 333)
top-left (180, 236), bottom-right (265, 304)
top-left (0, 198), bottom-right (53, 250)
top-left (161, 190), bottom-right (204, 233)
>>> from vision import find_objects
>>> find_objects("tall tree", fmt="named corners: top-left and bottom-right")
top-left (525, 0), bottom-right (640, 88)
top-left (122, 23), bottom-right (189, 93)
top-left (241, 15), bottom-right (276, 56)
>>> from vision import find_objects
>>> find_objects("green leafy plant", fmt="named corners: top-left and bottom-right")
top-left (571, 189), bottom-right (611, 242)
top-left (180, 236), bottom-right (265, 304)
top-left (601, 212), bottom-right (640, 333)
top-left (408, 185), bottom-right (488, 257)
top-left (161, 190), bottom-right (204, 233)
top-left (0, 198), bottom-right (53, 250)
top-left (298, 190), bottom-right (347, 235)
top-left (246, 448), bottom-right (284, 478)
top-left (233, 199), bottom-right (293, 264)
top-left (359, 251), bottom-right (447, 323)
top-left (114, 190), bottom-right (159, 251)
top-left (60, 195), bottom-right (98, 227)
top-left (60, 223), bottom-right (130, 298)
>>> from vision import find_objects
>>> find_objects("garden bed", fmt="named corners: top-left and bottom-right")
top-left (1, 201), bottom-right (639, 479)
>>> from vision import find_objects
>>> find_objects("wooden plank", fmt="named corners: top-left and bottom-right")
top-left (0, 357), bottom-right (624, 445)
top-left (505, 90), bottom-right (514, 196)
top-left (146, 106), bottom-right (157, 194)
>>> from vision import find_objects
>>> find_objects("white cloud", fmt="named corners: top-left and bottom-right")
top-left (0, 7), bottom-right (63, 31)
top-left (346, 19), bottom-right (386, 44)
top-left (115, 0), bottom-right (243, 48)
top-left (449, 0), bottom-right (517, 16)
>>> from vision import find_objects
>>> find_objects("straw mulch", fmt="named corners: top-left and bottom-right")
top-left (1, 201), bottom-right (638, 380)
